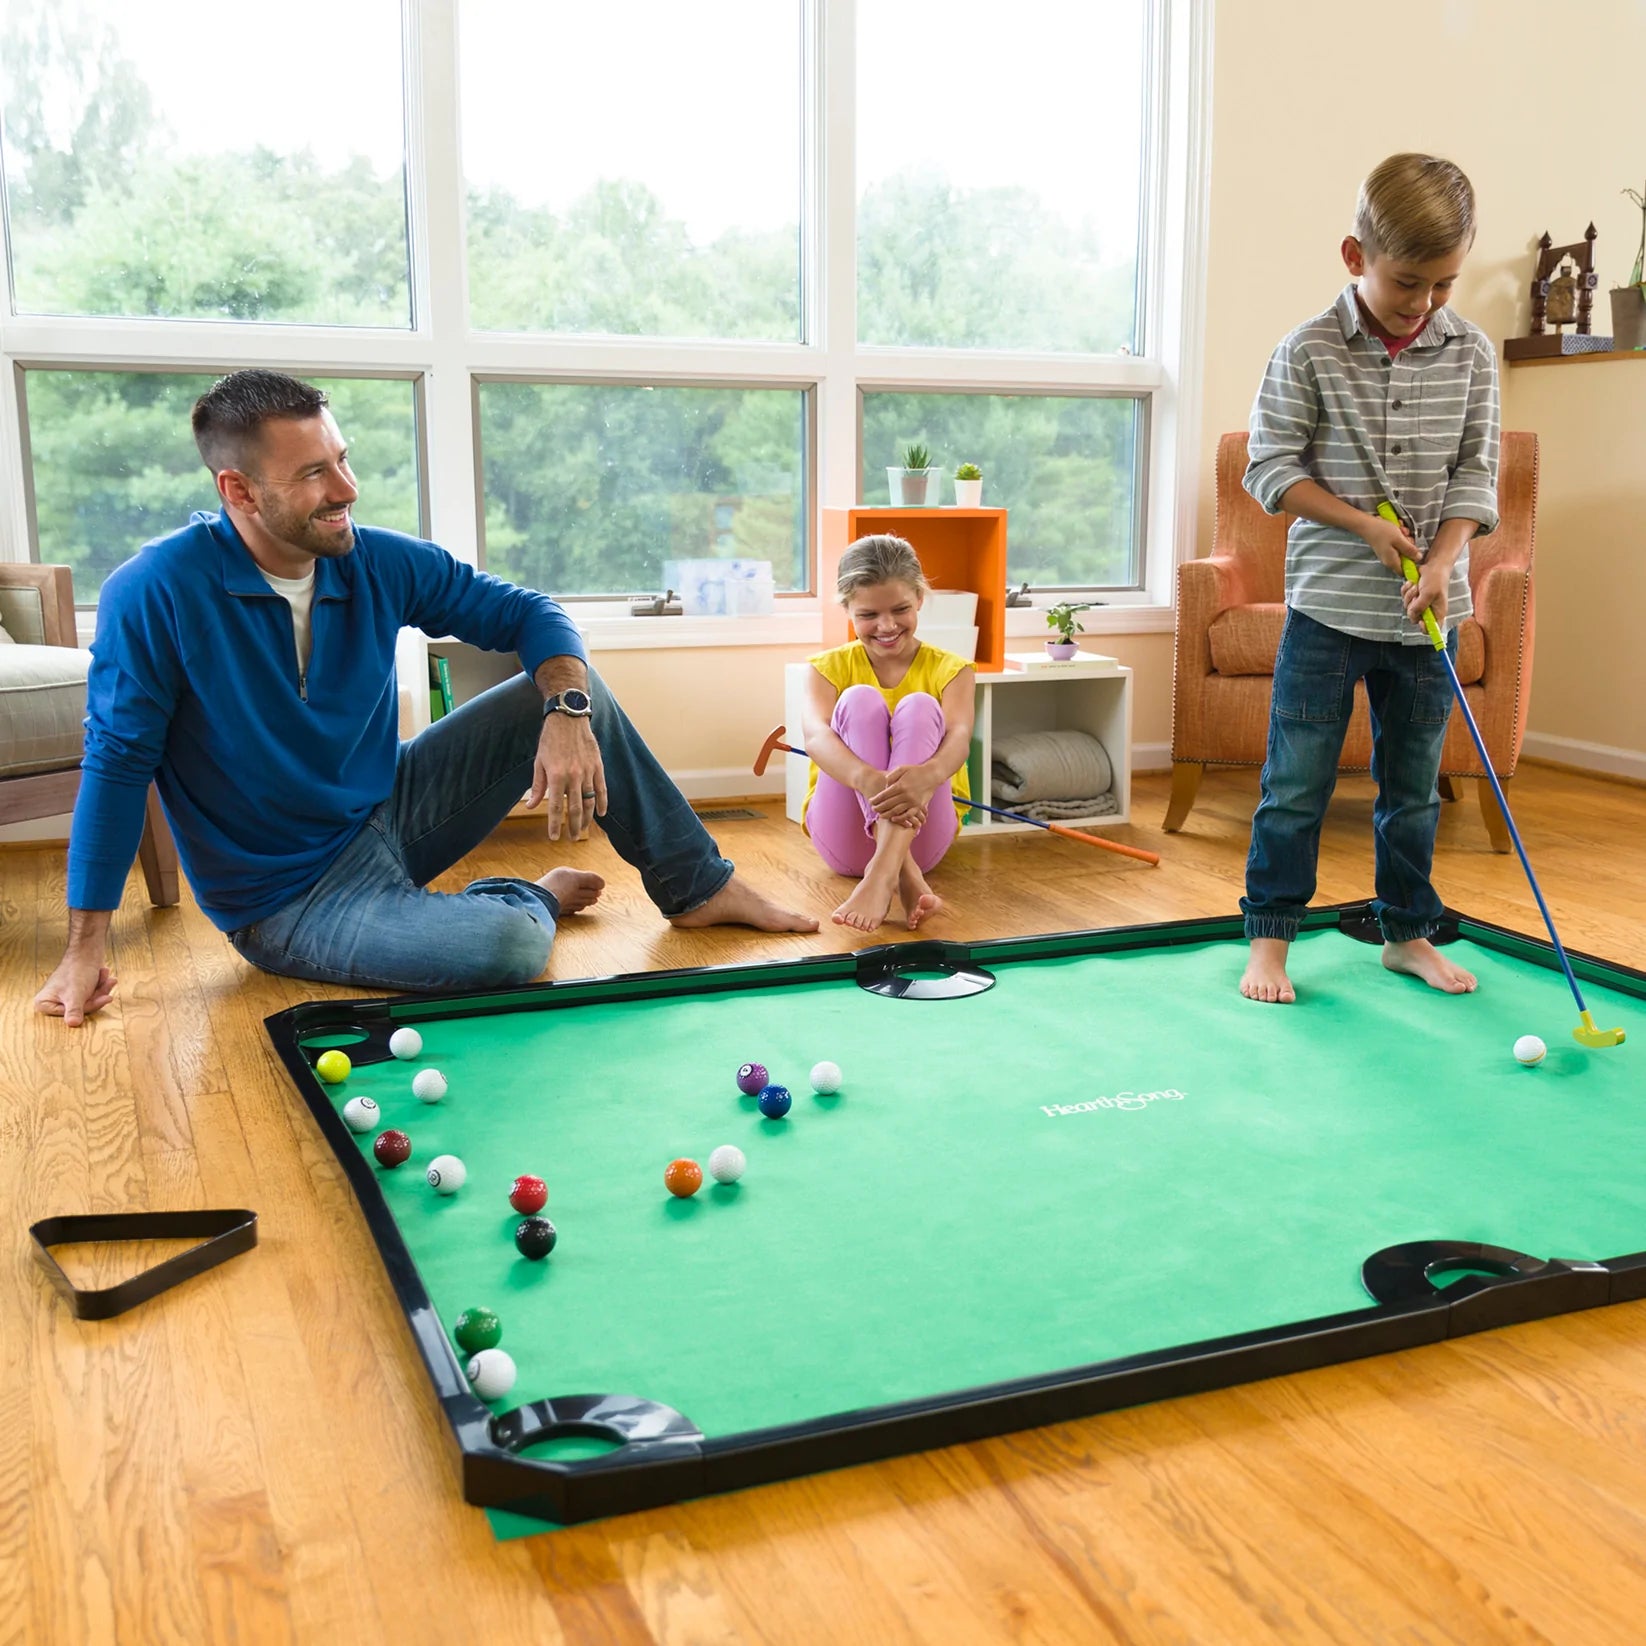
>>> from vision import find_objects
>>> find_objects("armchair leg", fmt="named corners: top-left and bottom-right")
top-left (1162, 762), bottom-right (1205, 832)
top-left (1438, 774), bottom-right (1462, 802)
top-left (1478, 776), bottom-right (1512, 855)
top-left (137, 785), bottom-right (180, 907)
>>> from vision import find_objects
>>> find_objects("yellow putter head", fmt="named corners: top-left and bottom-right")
top-left (1573, 1012), bottom-right (1626, 1050)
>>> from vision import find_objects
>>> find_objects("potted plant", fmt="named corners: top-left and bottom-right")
top-left (1611, 183), bottom-right (1646, 351)
top-left (887, 443), bottom-right (938, 507)
top-left (953, 463), bottom-right (983, 507)
top-left (1044, 600), bottom-right (1099, 659)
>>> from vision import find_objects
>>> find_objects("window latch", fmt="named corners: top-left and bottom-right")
top-left (1004, 582), bottom-right (1034, 608)
top-left (629, 589), bottom-right (683, 617)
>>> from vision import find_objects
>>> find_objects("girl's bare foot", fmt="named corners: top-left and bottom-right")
top-left (537, 867), bottom-right (605, 913)
top-left (1383, 938), bottom-right (1477, 993)
top-left (1240, 937), bottom-right (1295, 1003)
top-left (669, 873), bottom-right (820, 933)
top-left (831, 868), bottom-right (897, 933)
top-left (898, 862), bottom-right (942, 930)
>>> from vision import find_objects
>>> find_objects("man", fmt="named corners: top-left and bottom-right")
top-left (35, 369), bottom-right (816, 1024)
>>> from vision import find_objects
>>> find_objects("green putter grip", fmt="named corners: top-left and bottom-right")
top-left (1376, 501), bottom-right (1445, 650)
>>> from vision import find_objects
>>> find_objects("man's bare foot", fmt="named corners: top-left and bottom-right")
top-left (831, 868), bottom-right (897, 933)
top-left (1383, 938), bottom-right (1477, 994)
top-left (670, 872), bottom-right (820, 933)
top-left (898, 862), bottom-right (942, 931)
top-left (1240, 937), bottom-right (1295, 1003)
top-left (537, 867), bottom-right (605, 914)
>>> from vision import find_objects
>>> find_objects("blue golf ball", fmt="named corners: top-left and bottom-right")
top-left (757, 1084), bottom-right (792, 1119)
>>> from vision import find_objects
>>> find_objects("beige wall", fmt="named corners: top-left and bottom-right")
top-left (1202, 0), bottom-right (1646, 773)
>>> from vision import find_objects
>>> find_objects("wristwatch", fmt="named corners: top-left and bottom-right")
top-left (542, 688), bottom-right (593, 719)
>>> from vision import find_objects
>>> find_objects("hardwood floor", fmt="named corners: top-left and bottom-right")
top-left (6, 763), bottom-right (1646, 1645)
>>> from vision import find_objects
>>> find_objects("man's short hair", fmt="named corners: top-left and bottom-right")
top-left (191, 369), bottom-right (329, 476)
top-left (1354, 154), bottom-right (1477, 264)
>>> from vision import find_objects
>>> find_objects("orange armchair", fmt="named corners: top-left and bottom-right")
top-left (1165, 430), bottom-right (1538, 852)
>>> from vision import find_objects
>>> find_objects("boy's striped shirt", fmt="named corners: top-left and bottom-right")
top-left (1244, 284), bottom-right (1500, 643)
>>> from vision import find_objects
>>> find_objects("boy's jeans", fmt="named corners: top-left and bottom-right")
top-left (1242, 608), bottom-right (1457, 945)
top-left (230, 668), bottom-right (733, 992)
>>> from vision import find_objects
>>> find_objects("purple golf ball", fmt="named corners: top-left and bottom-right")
top-left (736, 1062), bottom-right (769, 1096)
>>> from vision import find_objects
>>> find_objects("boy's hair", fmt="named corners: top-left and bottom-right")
top-left (192, 369), bottom-right (330, 475)
top-left (1353, 153), bottom-right (1476, 263)
top-left (835, 534), bottom-right (928, 603)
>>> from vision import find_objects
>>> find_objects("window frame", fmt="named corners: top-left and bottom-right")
top-left (0, 0), bottom-right (1212, 645)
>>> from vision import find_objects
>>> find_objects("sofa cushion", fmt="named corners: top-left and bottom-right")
top-left (1208, 604), bottom-right (1486, 685)
top-left (0, 644), bottom-right (91, 776)
top-left (1207, 604), bottom-right (1285, 675)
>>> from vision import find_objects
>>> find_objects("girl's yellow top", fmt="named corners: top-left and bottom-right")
top-left (802, 640), bottom-right (973, 821)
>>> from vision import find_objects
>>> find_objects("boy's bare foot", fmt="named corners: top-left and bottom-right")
top-left (670, 873), bottom-right (820, 933)
top-left (1240, 937), bottom-right (1295, 1003)
top-left (898, 862), bottom-right (942, 930)
top-left (537, 867), bottom-right (605, 913)
top-left (830, 866), bottom-right (897, 933)
top-left (1383, 938), bottom-right (1477, 994)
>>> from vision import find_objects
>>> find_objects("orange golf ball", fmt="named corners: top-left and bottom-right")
top-left (664, 1158), bottom-right (703, 1198)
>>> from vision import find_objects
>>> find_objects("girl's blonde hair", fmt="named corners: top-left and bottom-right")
top-left (835, 534), bottom-right (927, 604)
top-left (1353, 153), bottom-right (1476, 263)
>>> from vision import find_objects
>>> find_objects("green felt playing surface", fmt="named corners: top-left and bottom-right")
top-left (326, 925), bottom-right (1644, 1489)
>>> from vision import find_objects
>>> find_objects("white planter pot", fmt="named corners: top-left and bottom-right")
top-left (953, 478), bottom-right (983, 508)
top-left (887, 467), bottom-right (940, 506)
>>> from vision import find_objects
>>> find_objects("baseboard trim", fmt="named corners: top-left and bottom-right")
top-left (1132, 741), bottom-right (1173, 774)
top-left (1521, 733), bottom-right (1646, 785)
top-left (673, 768), bottom-right (785, 802)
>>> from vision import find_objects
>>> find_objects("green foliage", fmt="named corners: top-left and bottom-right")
top-left (1045, 600), bottom-right (1098, 640)
top-left (1626, 185), bottom-right (1646, 288)
top-left (901, 442), bottom-right (931, 471)
top-left (955, 462), bottom-right (982, 481)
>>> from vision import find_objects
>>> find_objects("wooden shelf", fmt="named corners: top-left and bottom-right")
top-left (1508, 348), bottom-right (1646, 368)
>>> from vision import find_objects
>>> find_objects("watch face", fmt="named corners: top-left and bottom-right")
top-left (561, 688), bottom-right (591, 713)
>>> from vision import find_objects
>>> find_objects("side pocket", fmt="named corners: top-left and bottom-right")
top-left (1410, 637), bottom-right (1456, 726)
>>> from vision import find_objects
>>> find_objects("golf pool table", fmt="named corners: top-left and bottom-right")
top-left (266, 903), bottom-right (1645, 1527)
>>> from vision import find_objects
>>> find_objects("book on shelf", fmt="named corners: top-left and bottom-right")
top-left (428, 653), bottom-right (456, 718)
top-left (1002, 650), bottom-right (1119, 673)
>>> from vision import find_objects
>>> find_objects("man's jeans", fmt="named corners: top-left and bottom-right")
top-left (1242, 608), bottom-right (1457, 945)
top-left (230, 668), bottom-right (733, 991)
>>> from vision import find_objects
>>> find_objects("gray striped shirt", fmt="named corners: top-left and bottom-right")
top-left (1244, 284), bottom-right (1500, 643)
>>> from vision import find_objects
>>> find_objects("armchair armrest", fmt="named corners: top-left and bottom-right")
top-left (1176, 556), bottom-right (1251, 677)
top-left (0, 564), bottom-right (77, 648)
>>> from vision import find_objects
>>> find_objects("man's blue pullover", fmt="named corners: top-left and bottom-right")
top-left (71, 513), bottom-right (585, 931)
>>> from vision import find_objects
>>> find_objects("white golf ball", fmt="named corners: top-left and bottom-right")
top-left (708, 1144), bottom-right (746, 1184)
top-left (412, 1068), bottom-right (448, 1103)
top-left (810, 1060), bottom-right (843, 1095)
top-left (341, 1096), bottom-right (380, 1133)
top-left (425, 1154), bottom-right (467, 1194)
top-left (389, 1026), bottom-right (423, 1060)
top-left (466, 1348), bottom-right (517, 1401)
top-left (1513, 1034), bottom-right (1547, 1067)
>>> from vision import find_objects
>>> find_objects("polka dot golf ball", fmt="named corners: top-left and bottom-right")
top-left (466, 1348), bottom-right (517, 1402)
top-left (809, 1060), bottom-right (843, 1095)
top-left (736, 1062), bottom-right (769, 1096)
top-left (315, 1049), bottom-right (351, 1084)
top-left (425, 1154), bottom-right (467, 1194)
top-left (341, 1096), bottom-right (380, 1133)
top-left (513, 1216), bottom-right (557, 1260)
top-left (1514, 1034), bottom-right (1547, 1067)
top-left (509, 1175), bottom-right (548, 1215)
top-left (757, 1084), bottom-right (792, 1120)
top-left (389, 1026), bottom-right (423, 1060)
top-left (454, 1306), bottom-right (502, 1354)
top-left (664, 1158), bottom-right (704, 1198)
top-left (373, 1129), bottom-right (412, 1168)
top-left (708, 1144), bottom-right (746, 1184)
top-left (411, 1068), bottom-right (448, 1103)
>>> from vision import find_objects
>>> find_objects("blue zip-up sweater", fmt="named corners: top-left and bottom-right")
top-left (71, 512), bottom-right (586, 930)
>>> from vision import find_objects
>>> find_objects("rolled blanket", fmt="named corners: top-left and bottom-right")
top-left (1001, 793), bottom-right (1120, 823)
top-left (991, 730), bottom-right (1113, 804)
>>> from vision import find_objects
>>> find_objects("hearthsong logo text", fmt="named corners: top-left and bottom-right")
top-left (1039, 1088), bottom-right (1186, 1116)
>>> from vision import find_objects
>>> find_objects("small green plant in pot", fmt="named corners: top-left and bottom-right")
top-left (888, 442), bottom-right (938, 506)
top-left (1612, 183), bottom-right (1646, 351)
top-left (953, 463), bottom-right (983, 507)
top-left (1045, 600), bottom-right (1099, 658)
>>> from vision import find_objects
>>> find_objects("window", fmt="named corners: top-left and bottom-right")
top-left (0, 2), bottom-right (1206, 616)
top-left (460, 1), bottom-right (803, 340)
top-left (477, 382), bottom-right (806, 596)
top-left (0, 0), bottom-right (411, 326)
top-left (861, 393), bottom-right (1142, 587)
top-left (23, 372), bottom-right (421, 600)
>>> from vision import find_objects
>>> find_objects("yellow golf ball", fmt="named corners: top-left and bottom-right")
top-left (315, 1049), bottom-right (352, 1084)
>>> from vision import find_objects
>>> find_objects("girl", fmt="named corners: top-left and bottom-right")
top-left (801, 534), bottom-right (976, 932)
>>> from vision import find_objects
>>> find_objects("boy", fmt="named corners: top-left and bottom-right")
top-left (1238, 153), bottom-right (1500, 1004)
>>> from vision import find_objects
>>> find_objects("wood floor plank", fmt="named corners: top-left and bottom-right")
top-left (11, 764), bottom-right (1646, 1643)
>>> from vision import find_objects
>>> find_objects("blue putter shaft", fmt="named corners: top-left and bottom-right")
top-left (1376, 502), bottom-right (1604, 1033)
